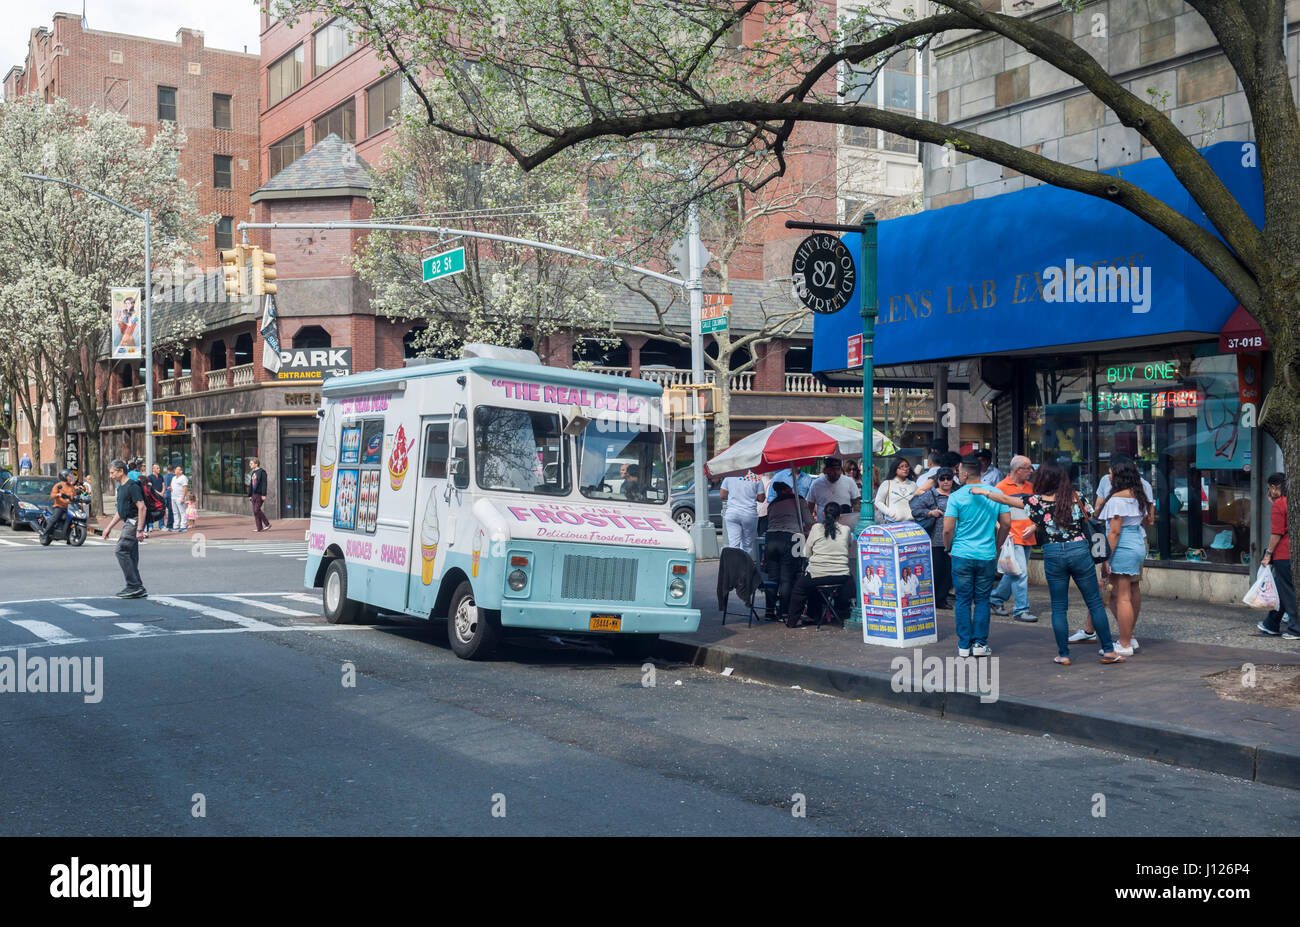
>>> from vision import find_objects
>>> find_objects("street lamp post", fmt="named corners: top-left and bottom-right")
top-left (22, 174), bottom-right (154, 476)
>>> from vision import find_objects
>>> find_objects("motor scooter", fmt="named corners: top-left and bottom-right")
top-left (38, 493), bottom-right (89, 546)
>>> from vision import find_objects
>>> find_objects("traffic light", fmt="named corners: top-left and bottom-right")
top-left (151, 411), bottom-right (186, 435)
top-left (221, 245), bottom-right (246, 297)
top-left (251, 247), bottom-right (277, 296)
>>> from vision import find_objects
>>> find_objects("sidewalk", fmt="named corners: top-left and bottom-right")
top-left (90, 509), bottom-right (309, 543)
top-left (666, 560), bottom-right (1300, 790)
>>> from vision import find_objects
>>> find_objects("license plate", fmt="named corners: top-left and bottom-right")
top-left (589, 614), bottom-right (622, 632)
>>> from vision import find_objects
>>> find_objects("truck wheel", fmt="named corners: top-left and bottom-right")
top-left (608, 633), bottom-right (660, 660)
top-left (68, 523), bottom-right (86, 546)
top-left (322, 559), bottom-right (360, 624)
top-left (447, 580), bottom-right (500, 660)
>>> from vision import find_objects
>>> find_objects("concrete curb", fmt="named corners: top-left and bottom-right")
top-left (656, 637), bottom-right (1299, 791)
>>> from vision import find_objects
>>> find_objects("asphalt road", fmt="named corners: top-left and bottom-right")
top-left (1, 535), bottom-right (1297, 836)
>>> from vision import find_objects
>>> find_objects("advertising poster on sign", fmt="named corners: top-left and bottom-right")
top-left (357, 470), bottom-right (380, 534)
top-left (110, 288), bottom-right (143, 359)
top-left (859, 522), bottom-right (938, 647)
top-left (334, 470), bottom-right (358, 530)
top-left (340, 425), bottom-right (362, 466)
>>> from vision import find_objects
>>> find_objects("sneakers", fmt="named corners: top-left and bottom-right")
top-left (958, 646), bottom-right (971, 657)
top-left (1257, 622), bottom-right (1281, 636)
top-left (123, 587), bottom-right (147, 599)
top-left (1110, 644), bottom-right (1134, 656)
top-left (114, 587), bottom-right (134, 597)
top-left (1013, 611), bottom-right (1039, 623)
top-left (971, 643), bottom-right (993, 657)
top-left (990, 601), bottom-right (1010, 617)
top-left (1069, 628), bottom-right (1098, 642)
top-left (1283, 631), bottom-right (1300, 641)
top-left (1131, 638), bottom-right (1140, 650)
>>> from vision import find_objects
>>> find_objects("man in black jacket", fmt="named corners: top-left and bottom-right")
top-left (248, 458), bottom-right (271, 532)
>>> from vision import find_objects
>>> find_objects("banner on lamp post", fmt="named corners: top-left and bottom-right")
top-left (110, 288), bottom-right (143, 359)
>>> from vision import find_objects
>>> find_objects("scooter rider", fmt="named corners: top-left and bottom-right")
top-left (43, 470), bottom-right (81, 541)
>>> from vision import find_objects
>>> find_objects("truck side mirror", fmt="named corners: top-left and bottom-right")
top-left (450, 418), bottom-right (468, 449)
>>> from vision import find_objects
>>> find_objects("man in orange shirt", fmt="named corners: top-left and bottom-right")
top-left (990, 455), bottom-right (1039, 622)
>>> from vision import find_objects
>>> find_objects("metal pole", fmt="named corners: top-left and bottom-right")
top-left (143, 208), bottom-right (154, 476)
top-left (850, 213), bottom-right (878, 631)
top-left (687, 200), bottom-right (719, 558)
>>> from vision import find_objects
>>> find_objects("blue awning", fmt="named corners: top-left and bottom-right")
top-left (813, 141), bottom-right (1264, 373)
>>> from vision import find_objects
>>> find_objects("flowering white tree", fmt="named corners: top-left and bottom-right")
top-left (0, 99), bottom-right (207, 510)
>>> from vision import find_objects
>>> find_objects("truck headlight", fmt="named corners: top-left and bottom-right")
top-left (508, 569), bottom-right (528, 591)
top-left (669, 578), bottom-right (687, 599)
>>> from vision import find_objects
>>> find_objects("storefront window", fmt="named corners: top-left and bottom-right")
top-left (154, 436), bottom-right (192, 475)
top-left (1093, 346), bottom-right (1253, 563)
top-left (202, 426), bottom-right (259, 495)
top-left (1023, 356), bottom-right (1094, 497)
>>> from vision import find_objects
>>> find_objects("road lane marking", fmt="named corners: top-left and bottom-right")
top-left (150, 596), bottom-right (277, 630)
top-left (9, 619), bottom-right (84, 645)
top-left (54, 601), bottom-right (118, 618)
top-left (114, 622), bottom-right (168, 635)
top-left (212, 595), bottom-right (315, 617)
top-left (0, 624), bottom-right (378, 652)
top-left (281, 593), bottom-right (320, 604)
top-left (0, 538), bottom-right (23, 546)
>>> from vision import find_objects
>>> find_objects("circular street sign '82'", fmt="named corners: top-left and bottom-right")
top-left (791, 234), bottom-right (856, 314)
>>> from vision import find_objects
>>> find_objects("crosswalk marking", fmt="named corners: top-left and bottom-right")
top-left (54, 601), bottom-right (118, 619)
top-left (9, 619), bottom-right (84, 644)
top-left (0, 538), bottom-right (24, 546)
top-left (114, 622), bottom-right (167, 635)
top-left (151, 596), bottom-right (278, 630)
top-left (282, 593), bottom-right (320, 604)
top-left (212, 595), bottom-right (315, 617)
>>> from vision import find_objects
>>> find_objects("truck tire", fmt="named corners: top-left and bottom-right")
top-left (447, 580), bottom-right (500, 660)
top-left (608, 633), bottom-right (660, 660)
top-left (322, 558), bottom-right (360, 624)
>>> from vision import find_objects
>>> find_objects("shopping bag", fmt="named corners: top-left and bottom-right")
top-left (1243, 565), bottom-right (1280, 609)
top-left (997, 536), bottom-right (1022, 575)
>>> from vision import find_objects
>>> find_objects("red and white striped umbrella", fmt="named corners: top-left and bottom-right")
top-left (705, 421), bottom-right (865, 478)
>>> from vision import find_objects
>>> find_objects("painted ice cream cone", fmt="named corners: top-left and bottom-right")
top-left (318, 405), bottom-right (338, 508)
top-left (471, 529), bottom-right (483, 578)
top-left (420, 489), bottom-right (440, 585)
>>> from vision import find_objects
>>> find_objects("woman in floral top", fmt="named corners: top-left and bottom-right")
top-left (972, 459), bottom-right (1123, 665)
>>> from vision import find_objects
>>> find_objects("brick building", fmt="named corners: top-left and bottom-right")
top-left (2, 14), bottom-right (261, 476)
top-left (4, 13), bottom-right (262, 265)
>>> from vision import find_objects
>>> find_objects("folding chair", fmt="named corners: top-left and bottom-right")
top-left (811, 576), bottom-right (852, 629)
top-left (754, 536), bottom-right (780, 618)
top-left (718, 547), bottom-right (763, 627)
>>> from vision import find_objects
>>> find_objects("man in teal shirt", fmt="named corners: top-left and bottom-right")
top-left (943, 456), bottom-right (1012, 657)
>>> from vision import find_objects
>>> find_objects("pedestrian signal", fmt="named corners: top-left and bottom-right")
top-left (152, 411), bottom-right (187, 435)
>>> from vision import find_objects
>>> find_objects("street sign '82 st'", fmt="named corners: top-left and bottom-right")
top-left (791, 234), bottom-right (856, 314)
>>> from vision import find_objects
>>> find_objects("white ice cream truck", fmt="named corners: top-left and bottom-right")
top-left (304, 344), bottom-right (700, 659)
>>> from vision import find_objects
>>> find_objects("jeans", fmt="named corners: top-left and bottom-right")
top-left (932, 546), bottom-right (952, 606)
top-left (991, 543), bottom-right (1030, 613)
top-left (251, 493), bottom-right (271, 531)
top-left (951, 556), bottom-right (997, 649)
top-left (115, 520), bottom-right (143, 590)
top-left (1042, 540), bottom-right (1115, 656)
top-left (724, 512), bottom-right (758, 562)
top-left (45, 506), bottom-right (68, 536)
top-left (1262, 559), bottom-right (1299, 634)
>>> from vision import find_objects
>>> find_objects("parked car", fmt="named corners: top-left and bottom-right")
top-left (670, 466), bottom-right (723, 530)
top-left (0, 475), bottom-right (58, 531)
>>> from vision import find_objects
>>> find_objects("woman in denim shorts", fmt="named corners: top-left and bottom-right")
top-left (1099, 459), bottom-right (1154, 656)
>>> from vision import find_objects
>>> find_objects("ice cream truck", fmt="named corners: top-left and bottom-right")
top-left (304, 344), bottom-right (701, 659)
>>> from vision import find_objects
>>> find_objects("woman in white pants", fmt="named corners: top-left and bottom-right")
top-left (170, 466), bottom-right (189, 531)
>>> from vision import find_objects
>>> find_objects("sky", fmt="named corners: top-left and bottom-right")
top-left (2, 0), bottom-right (264, 77)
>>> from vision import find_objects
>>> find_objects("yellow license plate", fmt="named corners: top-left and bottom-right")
top-left (589, 614), bottom-right (622, 632)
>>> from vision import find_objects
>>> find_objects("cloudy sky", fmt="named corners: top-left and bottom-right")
top-left (3, 1), bottom-right (264, 78)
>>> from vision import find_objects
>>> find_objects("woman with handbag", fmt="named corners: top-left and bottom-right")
top-left (973, 460), bottom-right (1124, 665)
top-left (911, 467), bottom-right (956, 608)
top-left (1098, 459), bottom-right (1154, 656)
top-left (874, 455), bottom-right (917, 524)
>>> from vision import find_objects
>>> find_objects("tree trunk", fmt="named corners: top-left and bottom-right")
top-left (715, 367), bottom-right (732, 451)
top-left (84, 429), bottom-right (103, 520)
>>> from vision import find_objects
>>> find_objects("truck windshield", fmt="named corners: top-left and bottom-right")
top-left (578, 422), bottom-right (668, 504)
top-left (474, 406), bottom-right (569, 496)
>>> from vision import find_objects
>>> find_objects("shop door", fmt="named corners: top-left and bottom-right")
top-left (281, 439), bottom-right (316, 519)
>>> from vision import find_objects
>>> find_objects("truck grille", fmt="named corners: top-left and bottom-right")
top-left (560, 554), bottom-right (638, 602)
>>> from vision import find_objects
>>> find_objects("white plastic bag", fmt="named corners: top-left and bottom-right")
top-left (1243, 565), bottom-right (1280, 610)
top-left (998, 536), bottom-right (1022, 575)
